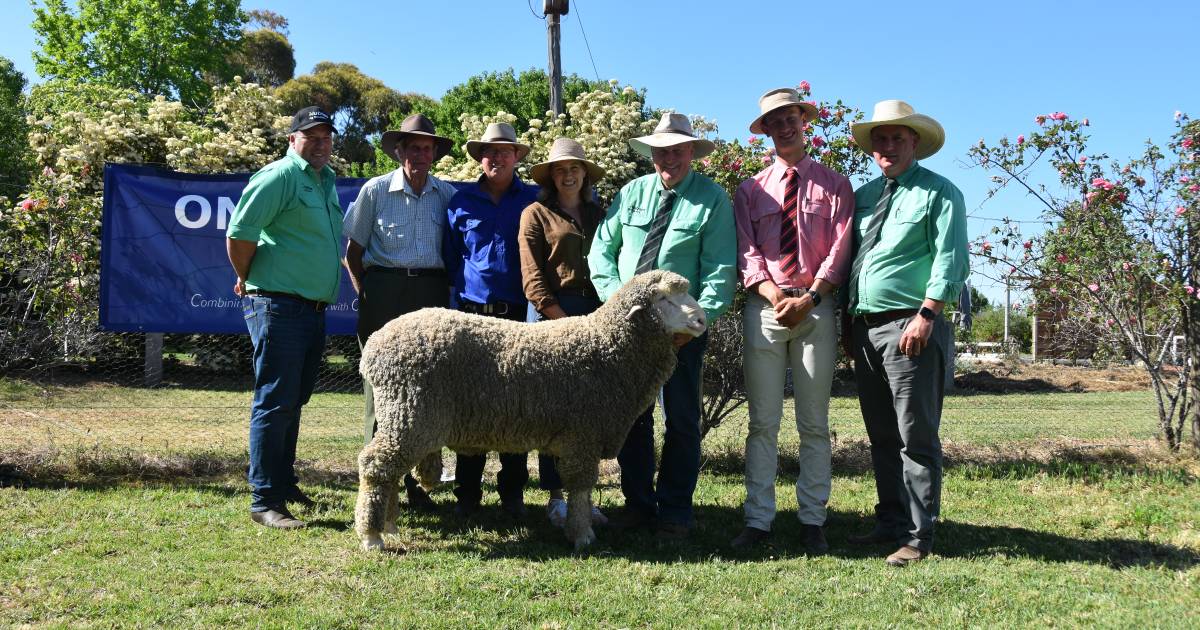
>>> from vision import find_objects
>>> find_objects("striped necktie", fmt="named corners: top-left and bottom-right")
top-left (847, 178), bottom-right (897, 312)
top-left (635, 189), bottom-right (677, 274)
top-left (778, 168), bottom-right (800, 279)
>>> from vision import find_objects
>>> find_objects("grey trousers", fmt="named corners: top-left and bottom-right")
top-left (851, 313), bottom-right (949, 552)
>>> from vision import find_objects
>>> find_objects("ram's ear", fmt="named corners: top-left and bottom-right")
top-left (625, 304), bottom-right (645, 320)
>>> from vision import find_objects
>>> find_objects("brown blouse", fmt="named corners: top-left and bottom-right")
top-left (518, 199), bottom-right (604, 312)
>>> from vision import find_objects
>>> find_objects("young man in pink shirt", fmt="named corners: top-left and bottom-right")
top-left (730, 88), bottom-right (855, 553)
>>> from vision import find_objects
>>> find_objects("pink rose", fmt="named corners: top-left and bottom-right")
top-left (1017, 135), bottom-right (1025, 145)
top-left (1078, 156), bottom-right (1088, 164)
top-left (748, 135), bottom-right (758, 143)
top-left (1183, 138), bottom-right (1195, 149)
top-left (1191, 185), bottom-right (1200, 193)
top-left (1023, 240), bottom-right (1032, 249)
top-left (819, 107), bottom-right (831, 119)
top-left (1049, 287), bottom-right (1058, 294)
top-left (798, 80), bottom-right (811, 92)
top-left (1088, 283), bottom-right (1100, 292)
top-left (1106, 319), bottom-right (1115, 327)
top-left (20, 198), bottom-right (35, 211)
top-left (1187, 285), bottom-right (1197, 296)
top-left (1182, 176), bottom-right (1192, 183)
top-left (812, 136), bottom-right (826, 148)
top-left (1122, 261), bottom-right (1131, 270)
top-left (980, 241), bottom-right (993, 253)
top-left (1177, 206), bottom-right (1188, 217)
top-left (1056, 253), bottom-right (1068, 263)
top-left (1051, 112), bottom-right (1068, 121)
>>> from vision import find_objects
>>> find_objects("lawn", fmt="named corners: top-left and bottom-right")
top-left (1, 377), bottom-right (1199, 627)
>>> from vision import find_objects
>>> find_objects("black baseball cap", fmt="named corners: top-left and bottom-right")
top-left (289, 106), bottom-right (335, 133)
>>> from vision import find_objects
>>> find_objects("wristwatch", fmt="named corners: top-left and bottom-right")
top-left (806, 289), bottom-right (821, 307)
top-left (918, 306), bottom-right (936, 321)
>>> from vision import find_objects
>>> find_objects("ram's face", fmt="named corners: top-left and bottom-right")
top-left (652, 290), bottom-right (706, 338)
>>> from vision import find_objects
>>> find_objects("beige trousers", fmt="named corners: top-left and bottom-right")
top-left (742, 293), bottom-right (836, 529)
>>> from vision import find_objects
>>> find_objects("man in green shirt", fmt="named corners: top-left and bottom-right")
top-left (589, 112), bottom-right (737, 539)
top-left (226, 106), bottom-right (344, 529)
top-left (844, 100), bottom-right (968, 566)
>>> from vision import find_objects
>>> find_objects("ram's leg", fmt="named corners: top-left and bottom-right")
top-left (414, 451), bottom-right (443, 492)
top-left (355, 435), bottom-right (404, 551)
top-left (557, 453), bottom-right (600, 550)
top-left (383, 483), bottom-right (401, 535)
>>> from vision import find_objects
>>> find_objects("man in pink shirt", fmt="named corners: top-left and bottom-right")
top-left (730, 88), bottom-right (854, 553)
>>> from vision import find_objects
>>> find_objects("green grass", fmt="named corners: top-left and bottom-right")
top-left (2, 378), bottom-right (1199, 627)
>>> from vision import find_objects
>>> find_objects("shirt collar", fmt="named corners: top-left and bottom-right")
top-left (658, 168), bottom-right (696, 197)
top-left (388, 168), bottom-right (437, 196)
top-left (469, 173), bottom-right (526, 200)
top-left (768, 154), bottom-right (812, 185)
top-left (894, 161), bottom-right (922, 186)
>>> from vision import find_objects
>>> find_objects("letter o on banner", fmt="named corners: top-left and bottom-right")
top-left (175, 195), bottom-right (212, 229)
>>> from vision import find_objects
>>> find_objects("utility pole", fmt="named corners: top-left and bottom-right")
top-left (544, 0), bottom-right (569, 116)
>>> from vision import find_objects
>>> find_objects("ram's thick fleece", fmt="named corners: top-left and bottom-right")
top-left (354, 270), bottom-right (705, 551)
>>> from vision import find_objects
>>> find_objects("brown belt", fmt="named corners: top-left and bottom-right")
top-left (246, 290), bottom-right (328, 312)
top-left (854, 309), bottom-right (918, 327)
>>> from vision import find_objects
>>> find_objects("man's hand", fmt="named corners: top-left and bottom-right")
top-left (773, 295), bottom-right (813, 328)
top-left (672, 333), bottom-right (692, 349)
top-left (898, 315), bottom-right (934, 358)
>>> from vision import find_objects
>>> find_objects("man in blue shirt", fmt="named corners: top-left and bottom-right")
top-left (443, 122), bottom-right (538, 517)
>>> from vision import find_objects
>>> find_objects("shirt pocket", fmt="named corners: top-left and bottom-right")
top-left (620, 205), bottom-right (654, 229)
top-left (801, 200), bottom-right (833, 254)
top-left (456, 215), bottom-right (495, 263)
top-left (891, 203), bottom-right (927, 224)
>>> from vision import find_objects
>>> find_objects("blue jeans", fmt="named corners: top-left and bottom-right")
top-left (244, 295), bottom-right (326, 512)
top-left (618, 331), bottom-right (708, 526)
top-left (534, 293), bottom-right (602, 491)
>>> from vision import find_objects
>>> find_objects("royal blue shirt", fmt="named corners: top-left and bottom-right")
top-left (444, 175), bottom-right (539, 305)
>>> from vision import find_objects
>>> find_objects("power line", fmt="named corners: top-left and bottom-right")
top-left (571, 0), bottom-right (602, 84)
top-left (527, 0), bottom-right (545, 20)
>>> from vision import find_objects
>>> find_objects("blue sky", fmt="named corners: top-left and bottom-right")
top-left (3, 0), bottom-right (1198, 304)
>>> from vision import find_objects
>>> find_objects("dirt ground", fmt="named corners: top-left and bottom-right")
top-left (954, 362), bottom-right (1157, 393)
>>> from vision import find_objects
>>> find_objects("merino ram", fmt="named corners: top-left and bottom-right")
top-left (354, 270), bottom-right (707, 551)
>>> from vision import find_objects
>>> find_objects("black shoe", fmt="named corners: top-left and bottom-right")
top-left (729, 526), bottom-right (770, 549)
top-left (287, 487), bottom-right (316, 509)
top-left (403, 474), bottom-right (437, 512)
top-left (801, 524), bottom-right (829, 555)
top-left (607, 507), bottom-right (655, 531)
top-left (501, 500), bottom-right (527, 519)
top-left (848, 527), bottom-right (899, 546)
top-left (454, 500), bottom-right (480, 518)
top-left (250, 506), bottom-right (305, 529)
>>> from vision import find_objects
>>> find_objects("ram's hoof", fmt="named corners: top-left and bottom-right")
top-left (361, 535), bottom-right (385, 552)
top-left (572, 528), bottom-right (597, 551)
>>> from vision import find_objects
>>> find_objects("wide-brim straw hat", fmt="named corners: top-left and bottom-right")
top-left (529, 137), bottom-right (606, 187)
top-left (380, 113), bottom-right (453, 161)
top-left (851, 99), bottom-right (945, 160)
top-left (465, 122), bottom-right (531, 162)
top-left (628, 112), bottom-right (716, 160)
top-left (749, 88), bottom-right (819, 134)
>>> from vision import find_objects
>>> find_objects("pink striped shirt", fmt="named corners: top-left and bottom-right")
top-left (734, 156), bottom-right (854, 290)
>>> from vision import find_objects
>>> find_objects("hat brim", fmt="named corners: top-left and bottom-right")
top-left (465, 140), bottom-right (531, 162)
top-left (628, 133), bottom-right (716, 160)
top-left (293, 120), bottom-right (334, 133)
top-left (529, 156), bottom-right (606, 188)
top-left (851, 114), bottom-right (945, 160)
top-left (748, 101), bottom-right (819, 135)
top-left (380, 130), bottom-right (453, 161)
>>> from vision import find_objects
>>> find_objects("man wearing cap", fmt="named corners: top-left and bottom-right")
top-left (227, 106), bottom-right (342, 529)
top-left (588, 112), bottom-right (737, 539)
top-left (443, 122), bottom-right (539, 518)
top-left (343, 113), bottom-right (457, 510)
top-left (845, 100), bottom-right (968, 566)
top-left (729, 88), bottom-right (855, 553)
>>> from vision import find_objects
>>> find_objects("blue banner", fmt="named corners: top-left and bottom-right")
top-left (99, 163), bottom-right (372, 334)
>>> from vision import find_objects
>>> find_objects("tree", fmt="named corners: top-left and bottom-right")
top-left (970, 112), bottom-right (1199, 450)
top-left (0, 57), bottom-right (31, 201)
top-left (227, 9), bottom-right (294, 88)
top-left (431, 68), bottom-right (610, 159)
top-left (31, 0), bottom-right (245, 105)
top-left (276, 62), bottom-right (435, 165)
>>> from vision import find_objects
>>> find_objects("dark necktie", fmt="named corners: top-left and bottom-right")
top-left (635, 189), bottom-right (677, 274)
top-left (778, 168), bottom-right (800, 279)
top-left (847, 178), bottom-right (897, 311)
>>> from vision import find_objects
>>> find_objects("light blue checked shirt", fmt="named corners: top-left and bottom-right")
top-left (342, 169), bottom-right (458, 269)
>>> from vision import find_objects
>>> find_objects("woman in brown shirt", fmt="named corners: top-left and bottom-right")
top-left (518, 137), bottom-right (608, 528)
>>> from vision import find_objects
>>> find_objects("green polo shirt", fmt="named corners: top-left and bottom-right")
top-left (588, 169), bottom-right (737, 322)
top-left (227, 149), bottom-right (344, 304)
top-left (850, 162), bottom-right (969, 315)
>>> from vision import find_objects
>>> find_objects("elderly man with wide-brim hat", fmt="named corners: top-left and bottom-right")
top-left (443, 121), bottom-right (539, 518)
top-left (226, 106), bottom-right (342, 529)
top-left (588, 112), bottom-right (737, 540)
top-left (342, 113), bottom-right (458, 510)
top-left (843, 100), bottom-right (968, 566)
top-left (729, 88), bottom-right (856, 554)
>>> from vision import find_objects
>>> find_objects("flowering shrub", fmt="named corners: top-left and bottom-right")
top-left (0, 79), bottom-right (299, 368)
top-left (969, 111), bottom-right (1199, 449)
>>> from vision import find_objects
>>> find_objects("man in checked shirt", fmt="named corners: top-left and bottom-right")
top-left (729, 88), bottom-right (855, 553)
